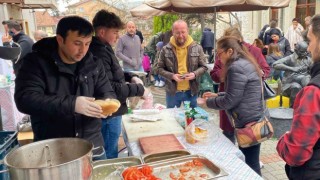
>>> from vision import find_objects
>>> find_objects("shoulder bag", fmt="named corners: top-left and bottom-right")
top-left (228, 79), bottom-right (274, 148)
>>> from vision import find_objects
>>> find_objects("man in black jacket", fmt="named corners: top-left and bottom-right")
top-left (90, 10), bottom-right (148, 159)
top-left (2, 20), bottom-right (34, 74)
top-left (14, 16), bottom-right (116, 160)
top-left (200, 27), bottom-right (215, 63)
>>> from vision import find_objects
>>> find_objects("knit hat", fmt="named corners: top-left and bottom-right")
top-left (270, 28), bottom-right (281, 36)
top-left (156, 41), bottom-right (164, 49)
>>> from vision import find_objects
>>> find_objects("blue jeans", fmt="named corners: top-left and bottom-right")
top-left (153, 74), bottom-right (164, 81)
top-left (166, 90), bottom-right (197, 108)
top-left (101, 116), bottom-right (122, 159)
top-left (239, 143), bottom-right (261, 176)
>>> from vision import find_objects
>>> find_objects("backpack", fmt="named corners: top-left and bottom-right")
top-left (142, 54), bottom-right (151, 72)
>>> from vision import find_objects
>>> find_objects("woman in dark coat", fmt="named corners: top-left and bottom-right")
top-left (198, 36), bottom-right (264, 175)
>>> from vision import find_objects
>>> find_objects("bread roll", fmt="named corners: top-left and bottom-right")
top-left (94, 99), bottom-right (120, 116)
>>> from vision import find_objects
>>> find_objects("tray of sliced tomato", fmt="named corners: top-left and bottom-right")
top-left (122, 165), bottom-right (161, 180)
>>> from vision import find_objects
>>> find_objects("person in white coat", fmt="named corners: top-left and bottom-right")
top-left (285, 18), bottom-right (304, 51)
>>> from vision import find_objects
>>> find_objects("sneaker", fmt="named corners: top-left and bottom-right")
top-left (158, 81), bottom-right (165, 87)
top-left (154, 81), bottom-right (159, 87)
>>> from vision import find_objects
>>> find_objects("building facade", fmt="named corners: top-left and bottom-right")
top-left (239, 0), bottom-right (319, 43)
top-left (65, 0), bottom-right (125, 22)
top-left (0, 0), bottom-right (57, 39)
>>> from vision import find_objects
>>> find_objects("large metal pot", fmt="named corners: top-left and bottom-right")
top-left (3, 138), bottom-right (93, 180)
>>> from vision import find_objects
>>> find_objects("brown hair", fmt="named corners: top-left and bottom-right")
top-left (310, 14), bottom-right (320, 41)
top-left (267, 43), bottom-right (282, 57)
top-left (217, 36), bottom-right (262, 79)
top-left (223, 27), bottom-right (243, 41)
top-left (253, 39), bottom-right (264, 49)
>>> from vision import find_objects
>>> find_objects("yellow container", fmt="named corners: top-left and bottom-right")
top-left (266, 95), bottom-right (290, 108)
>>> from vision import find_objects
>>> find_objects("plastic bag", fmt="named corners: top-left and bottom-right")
top-left (141, 92), bottom-right (154, 109)
top-left (185, 119), bottom-right (218, 145)
top-left (17, 115), bottom-right (32, 132)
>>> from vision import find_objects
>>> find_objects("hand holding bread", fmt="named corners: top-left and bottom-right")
top-left (75, 96), bottom-right (120, 118)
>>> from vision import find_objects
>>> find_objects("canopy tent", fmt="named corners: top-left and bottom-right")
top-left (130, 3), bottom-right (167, 18)
top-left (144, 0), bottom-right (291, 13)
top-left (130, 0), bottom-right (291, 60)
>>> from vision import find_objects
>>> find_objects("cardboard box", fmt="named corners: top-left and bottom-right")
top-left (17, 131), bottom-right (34, 146)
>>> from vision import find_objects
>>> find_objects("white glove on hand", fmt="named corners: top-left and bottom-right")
top-left (75, 96), bottom-right (103, 118)
top-left (131, 76), bottom-right (144, 85)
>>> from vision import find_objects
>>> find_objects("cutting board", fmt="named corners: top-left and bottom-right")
top-left (139, 134), bottom-right (185, 154)
top-left (122, 109), bottom-right (185, 142)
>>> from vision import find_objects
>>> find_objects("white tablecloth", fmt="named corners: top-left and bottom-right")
top-left (122, 109), bottom-right (263, 180)
top-left (0, 83), bottom-right (24, 130)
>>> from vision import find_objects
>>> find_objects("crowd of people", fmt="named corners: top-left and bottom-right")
top-left (0, 9), bottom-right (319, 179)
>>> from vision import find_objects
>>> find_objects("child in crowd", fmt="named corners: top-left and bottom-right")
top-left (152, 41), bottom-right (165, 87)
top-left (266, 43), bottom-right (284, 80)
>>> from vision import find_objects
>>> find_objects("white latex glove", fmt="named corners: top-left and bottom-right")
top-left (131, 76), bottom-right (144, 85)
top-left (75, 96), bottom-right (103, 118)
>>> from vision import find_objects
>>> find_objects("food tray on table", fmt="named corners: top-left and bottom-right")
top-left (142, 150), bottom-right (191, 164)
top-left (136, 155), bottom-right (228, 179)
top-left (92, 156), bottom-right (142, 180)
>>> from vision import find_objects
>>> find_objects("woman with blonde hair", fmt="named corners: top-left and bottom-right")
top-left (266, 43), bottom-right (283, 79)
top-left (198, 36), bottom-right (264, 175)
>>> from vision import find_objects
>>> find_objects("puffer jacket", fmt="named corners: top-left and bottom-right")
top-left (89, 37), bottom-right (145, 116)
top-left (266, 53), bottom-right (283, 78)
top-left (158, 42), bottom-right (208, 96)
top-left (207, 58), bottom-right (263, 128)
top-left (14, 37), bottom-right (116, 154)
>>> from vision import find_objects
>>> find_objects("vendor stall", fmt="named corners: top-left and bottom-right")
top-left (122, 108), bottom-right (263, 180)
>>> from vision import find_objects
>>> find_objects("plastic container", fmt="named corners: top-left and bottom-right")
top-left (0, 131), bottom-right (18, 180)
top-left (185, 119), bottom-right (217, 145)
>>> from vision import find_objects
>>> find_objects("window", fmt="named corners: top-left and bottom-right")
top-left (296, 0), bottom-right (315, 27)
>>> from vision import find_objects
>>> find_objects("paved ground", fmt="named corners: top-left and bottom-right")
top-left (119, 85), bottom-right (288, 179)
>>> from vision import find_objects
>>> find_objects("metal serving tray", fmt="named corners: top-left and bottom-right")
top-left (145, 155), bottom-right (228, 179)
top-left (92, 156), bottom-right (142, 180)
top-left (142, 150), bottom-right (191, 164)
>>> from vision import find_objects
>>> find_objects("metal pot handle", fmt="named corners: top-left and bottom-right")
top-left (44, 145), bottom-right (52, 167)
top-left (0, 160), bottom-right (9, 174)
top-left (92, 146), bottom-right (105, 158)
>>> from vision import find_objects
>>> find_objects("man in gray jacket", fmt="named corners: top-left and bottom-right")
top-left (116, 21), bottom-right (143, 72)
top-left (158, 20), bottom-right (207, 108)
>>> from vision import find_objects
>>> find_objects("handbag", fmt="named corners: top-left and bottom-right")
top-left (263, 80), bottom-right (276, 99)
top-left (228, 79), bottom-right (274, 148)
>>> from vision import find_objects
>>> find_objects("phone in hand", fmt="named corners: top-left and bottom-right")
top-left (180, 74), bottom-right (186, 79)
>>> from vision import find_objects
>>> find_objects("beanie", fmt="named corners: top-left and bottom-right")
top-left (270, 28), bottom-right (281, 36)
